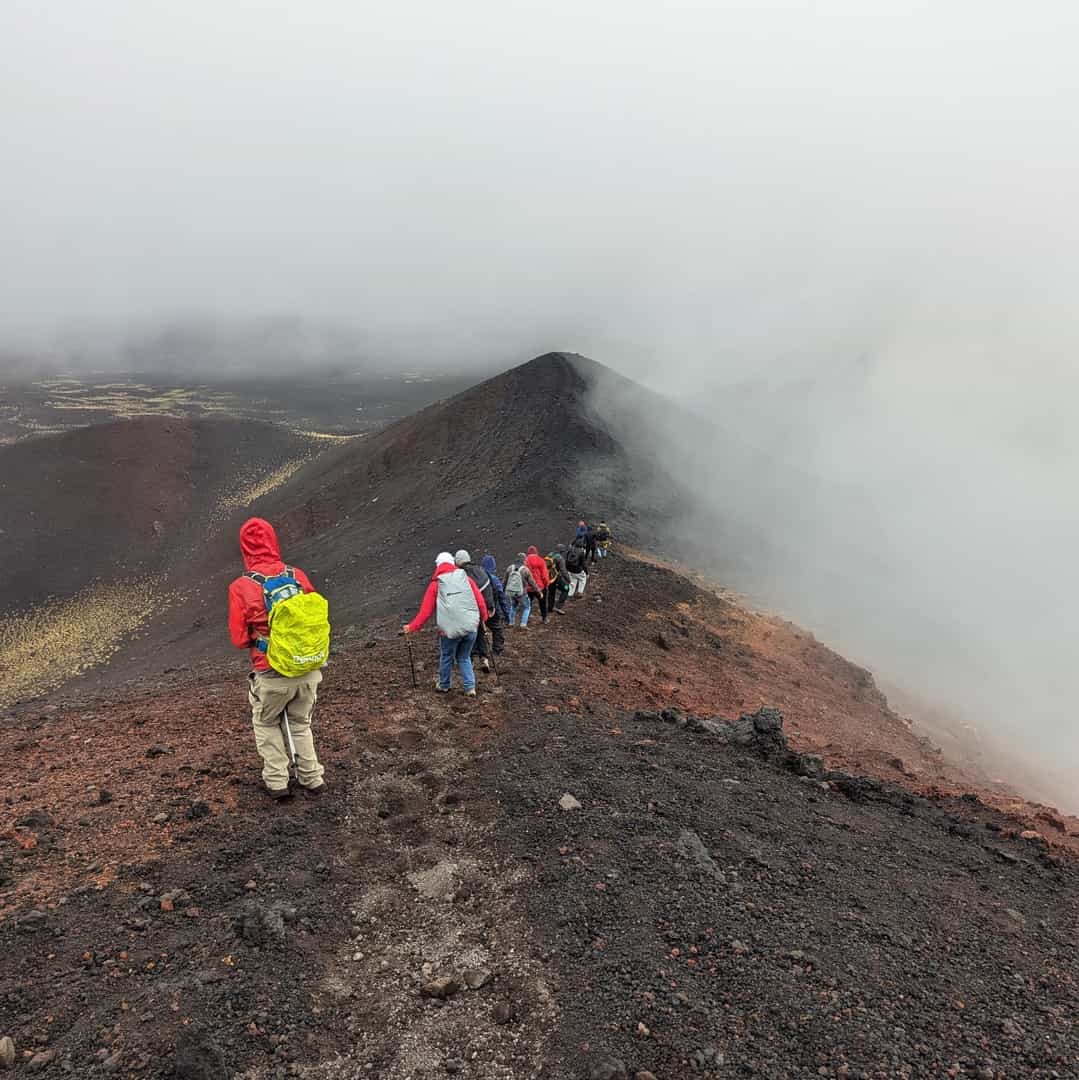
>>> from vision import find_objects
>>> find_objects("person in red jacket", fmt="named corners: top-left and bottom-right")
top-left (524, 545), bottom-right (551, 623)
top-left (228, 517), bottom-right (326, 801)
top-left (403, 551), bottom-right (488, 695)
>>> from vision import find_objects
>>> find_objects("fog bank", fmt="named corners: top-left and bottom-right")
top-left (588, 355), bottom-right (1079, 814)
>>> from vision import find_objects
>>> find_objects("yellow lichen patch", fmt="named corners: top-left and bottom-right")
top-left (0, 579), bottom-right (164, 706)
top-left (207, 453), bottom-right (319, 536)
top-left (288, 428), bottom-right (366, 442)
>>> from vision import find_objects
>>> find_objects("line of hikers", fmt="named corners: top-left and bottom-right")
top-left (228, 515), bottom-right (612, 801)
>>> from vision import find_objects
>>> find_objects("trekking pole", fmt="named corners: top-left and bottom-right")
top-left (280, 707), bottom-right (298, 784)
top-left (406, 636), bottom-right (418, 688)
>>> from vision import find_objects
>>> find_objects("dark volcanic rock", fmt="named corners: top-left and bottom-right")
top-left (232, 901), bottom-right (286, 947)
top-left (174, 1025), bottom-right (228, 1080)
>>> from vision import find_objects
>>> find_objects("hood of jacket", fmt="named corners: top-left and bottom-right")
top-left (240, 517), bottom-right (284, 572)
top-left (431, 552), bottom-right (458, 580)
top-left (482, 555), bottom-right (497, 575)
top-left (527, 545), bottom-right (538, 555)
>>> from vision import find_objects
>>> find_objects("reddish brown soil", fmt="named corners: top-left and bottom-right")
top-left (2, 551), bottom-right (1077, 1078)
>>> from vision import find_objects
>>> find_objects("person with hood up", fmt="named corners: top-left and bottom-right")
top-left (228, 517), bottom-right (326, 801)
top-left (504, 553), bottom-right (537, 628)
top-left (403, 552), bottom-right (488, 695)
top-left (481, 555), bottom-right (511, 654)
top-left (454, 550), bottom-right (499, 670)
top-left (524, 545), bottom-right (551, 623)
top-left (575, 520), bottom-right (588, 541)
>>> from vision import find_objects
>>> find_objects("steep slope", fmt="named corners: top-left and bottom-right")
top-left (67, 352), bottom-right (683, 684)
top-left (0, 417), bottom-right (329, 704)
top-left (0, 416), bottom-right (319, 614)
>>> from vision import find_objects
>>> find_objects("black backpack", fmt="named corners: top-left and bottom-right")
top-left (465, 565), bottom-right (494, 612)
top-left (565, 546), bottom-right (584, 572)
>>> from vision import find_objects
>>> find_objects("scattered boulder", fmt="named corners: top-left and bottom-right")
top-left (677, 830), bottom-right (724, 880)
top-left (27, 1051), bottom-right (55, 1072)
top-left (16, 909), bottom-right (48, 933)
top-left (145, 744), bottom-right (173, 758)
top-left (421, 976), bottom-right (461, 999)
top-left (462, 968), bottom-right (492, 990)
top-left (16, 809), bottom-right (52, 829)
top-left (233, 900), bottom-right (286, 947)
top-left (791, 753), bottom-right (825, 779)
top-left (0, 1036), bottom-right (15, 1069)
top-left (174, 1025), bottom-right (228, 1080)
top-left (559, 794), bottom-right (582, 812)
top-left (589, 1056), bottom-right (629, 1080)
top-left (492, 1002), bottom-right (513, 1025)
top-left (186, 800), bottom-right (211, 821)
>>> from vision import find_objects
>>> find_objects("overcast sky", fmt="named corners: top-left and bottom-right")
top-left (5, 2), bottom-right (1079, 803)
top-left (4, 0), bottom-right (1076, 366)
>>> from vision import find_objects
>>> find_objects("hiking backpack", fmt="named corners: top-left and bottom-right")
top-left (436, 569), bottom-right (481, 638)
top-left (245, 568), bottom-right (331, 678)
top-left (544, 554), bottom-right (559, 584)
top-left (505, 566), bottom-right (524, 597)
top-left (565, 546), bottom-right (584, 573)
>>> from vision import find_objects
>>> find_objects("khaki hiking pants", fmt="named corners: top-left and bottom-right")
top-left (248, 669), bottom-right (324, 792)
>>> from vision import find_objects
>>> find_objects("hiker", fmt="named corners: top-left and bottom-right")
top-left (481, 554), bottom-right (511, 653)
top-left (575, 519), bottom-right (588, 542)
top-left (565, 536), bottom-right (588, 598)
top-left (584, 522), bottom-right (598, 563)
top-left (546, 545), bottom-right (570, 615)
top-left (228, 517), bottom-right (330, 801)
top-left (504, 553), bottom-right (537, 628)
top-left (524, 545), bottom-right (551, 623)
top-left (403, 551), bottom-right (488, 696)
top-left (455, 550), bottom-right (501, 670)
top-left (595, 520), bottom-right (612, 558)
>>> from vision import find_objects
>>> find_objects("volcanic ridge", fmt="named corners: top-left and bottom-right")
top-left (0, 353), bottom-right (1076, 1080)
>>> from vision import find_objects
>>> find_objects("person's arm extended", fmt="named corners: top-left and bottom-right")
top-left (405, 579), bottom-right (438, 634)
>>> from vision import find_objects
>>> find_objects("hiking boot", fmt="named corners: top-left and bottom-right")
top-left (481, 657), bottom-right (491, 672)
top-left (434, 680), bottom-right (450, 693)
top-left (464, 688), bottom-right (477, 697)
top-left (302, 782), bottom-right (326, 798)
top-left (265, 785), bottom-right (292, 802)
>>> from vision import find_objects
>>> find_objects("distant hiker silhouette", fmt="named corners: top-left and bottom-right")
top-left (403, 552), bottom-right (488, 696)
top-left (228, 518), bottom-right (329, 801)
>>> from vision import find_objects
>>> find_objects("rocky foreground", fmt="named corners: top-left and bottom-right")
top-left (2, 554), bottom-right (1077, 1078)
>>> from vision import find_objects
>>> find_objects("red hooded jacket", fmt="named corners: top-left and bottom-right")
top-left (525, 545), bottom-right (550, 591)
top-left (406, 560), bottom-right (489, 635)
top-left (228, 518), bottom-right (315, 672)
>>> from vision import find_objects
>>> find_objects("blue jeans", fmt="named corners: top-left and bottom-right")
top-left (439, 631), bottom-right (477, 691)
top-left (509, 594), bottom-right (531, 627)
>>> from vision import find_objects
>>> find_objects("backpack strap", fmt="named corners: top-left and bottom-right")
top-left (245, 571), bottom-right (267, 584)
